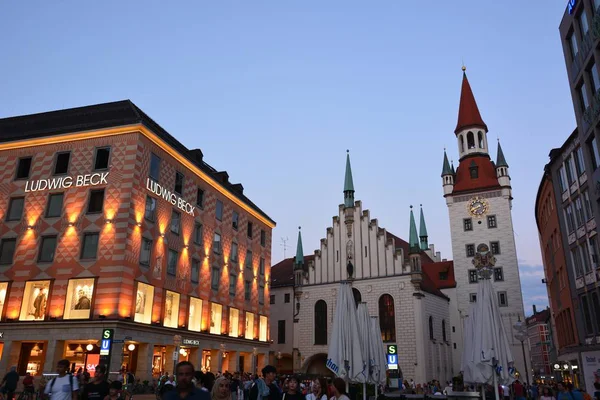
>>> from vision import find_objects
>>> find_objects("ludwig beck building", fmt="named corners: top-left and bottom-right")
top-left (0, 101), bottom-right (275, 379)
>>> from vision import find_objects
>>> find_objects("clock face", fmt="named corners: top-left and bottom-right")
top-left (468, 197), bottom-right (489, 217)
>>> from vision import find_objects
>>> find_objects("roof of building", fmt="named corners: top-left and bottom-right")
top-left (0, 100), bottom-right (275, 225)
top-left (452, 154), bottom-right (500, 194)
top-left (496, 141), bottom-right (509, 168)
top-left (271, 255), bottom-right (315, 288)
top-left (385, 231), bottom-right (434, 264)
top-left (526, 308), bottom-right (550, 325)
top-left (422, 261), bottom-right (456, 290)
top-left (420, 272), bottom-right (450, 301)
top-left (441, 150), bottom-right (452, 176)
top-left (455, 71), bottom-right (488, 134)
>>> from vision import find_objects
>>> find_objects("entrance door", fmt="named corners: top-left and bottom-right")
top-left (239, 356), bottom-right (245, 373)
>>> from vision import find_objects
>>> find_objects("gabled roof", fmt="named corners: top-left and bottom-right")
top-left (452, 155), bottom-right (500, 195)
top-left (422, 261), bottom-right (456, 290)
top-left (455, 71), bottom-right (488, 134)
top-left (385, 231), bottom-right (433, 264)
top-left (271, 255), bottom-right (315, 288)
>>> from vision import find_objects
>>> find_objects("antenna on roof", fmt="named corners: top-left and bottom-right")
top-left (280, 237), bottom-right (290, 259)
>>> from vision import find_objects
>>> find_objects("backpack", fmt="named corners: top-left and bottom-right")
top-left (49, 374), bottom-right (74, 395)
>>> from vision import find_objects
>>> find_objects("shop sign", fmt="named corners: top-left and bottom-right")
top-left (100, 328), bottom-right (114, 356)
top-left (25, 172), bottom-right (109, 193)
top-left (182, 338), bottom-right (200, 346)
top-left (146, 178), bottom-right (195, 216)
top-left (387, 345), bottom-right (398, 370)
top-left (581, 351), bottom-right (600, 396)
top-left (567, 0), bottom-right (576, 14)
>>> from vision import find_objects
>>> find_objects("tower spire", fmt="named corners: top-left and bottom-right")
top-left (419, 205), bottom-right (429, 251)
top-left (455, 68), bottom-right (488, 134)
top-left (294, 226), bottom-right (304, 268)
top-left (441, 149), bottom-right (452, 176)
top-left (409, 206), bottom-right (420, 254)
top-left (344, 150), bottom-right (355, 208)
top-left (496, 140), bottom-right (509, 168)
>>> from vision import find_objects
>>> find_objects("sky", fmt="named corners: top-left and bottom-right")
top-left (1, 1), bottom-right (575, 315)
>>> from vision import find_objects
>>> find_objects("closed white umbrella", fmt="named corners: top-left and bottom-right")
top-left (369, 316), bottom-right (388, 394)
top-left (327, 282), bottom-right (365, 384)
top-left (357, 303), bottom-right (372, 400)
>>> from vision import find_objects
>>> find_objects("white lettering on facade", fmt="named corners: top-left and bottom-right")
top-left (146, 178), bottom-right (195, 216)
top-left (25, 173), bottom-right (109, 193)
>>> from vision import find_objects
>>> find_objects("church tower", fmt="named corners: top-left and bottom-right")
top-left (442, 68), bottom-right (528, 379)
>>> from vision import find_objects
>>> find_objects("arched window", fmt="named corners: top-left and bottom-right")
top-left (314, 300), bottom-right (327, 345)
top-left (460, 135), bottom-right (465, 153)
top-left (429, 316), bottom-right (434, 340)
top-left (352, 288), bottom-right (362, 308)
top-left (379, 294), bottom-right (396, 342)
top-left (467, 131), bottom-right (475, 149)
top-left (478, 131), bottom-right (484, 148)
top-left (442, 319), bottom-right (447, 342)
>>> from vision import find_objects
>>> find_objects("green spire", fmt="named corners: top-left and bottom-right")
top-left (496, 140), bottom-right (509, 168)
top-left (294, 226), bottom-right (304, 269)
top-left (409, 206), bottom-right (420, 254)
top-left (344, 150), bottom-right (355, 208)
top-left (419, 205), bottom-right (429, 250)
top-left (441, 150), bottom-right (452, 177)
top-left (451, 160), bottom-right (455, 175)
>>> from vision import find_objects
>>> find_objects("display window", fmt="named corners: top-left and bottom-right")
top-left (209, 303), bottom-right (222, 334)
top-left (134, 282), bottom-right (154, 324)
top-left (19, 281), bottom-right (51, 321)
top-left (245, 312), bottom-right (255, 339)
top-left (188, 297), bottom-right (203, 332)
top-left (0, 282), bottom-right (8, 319)
top-left (259, 315), bottom-right (268, 342)
top-left (229, 308), bottom-right (239, 337)
top-left (63, 278), bottom-right (94, 320)
top-left (163, 290), bottom-right (180, 328)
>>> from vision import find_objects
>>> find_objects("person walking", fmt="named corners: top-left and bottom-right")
top-left (44, 359), bottom-right (79, 400)
top-left (305, 378), bottom-right (327, 400)
top-left (0, 367), bottom-right (19, 400)
top-left (81, 365), bottom-right (110, 400)
top-left (281, 376), bottom-right (304, 400)
top-left (163, 362), bottom-right (209, 400)
top-left (248, 366), bottom-right (279, 400)
top-left (212, 377), bottom-right (231, 400)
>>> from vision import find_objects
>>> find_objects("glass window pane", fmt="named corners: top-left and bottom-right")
top-left (229, 274), bottom-right (237, 295)
top-left (216, 200), bottom-right (223, 221)
top-left (7, 198), bottom-right (24, 221)
top-left (0, 239), bottom-right (17, 264)
top-left (167, 249), bottom-right (178, 275)
top-left (144, 196), bottom-right (156, 221)
top-left (38, 236), bottom-right (57, 262)
top-left (231, 242), bottom-right (238, 262)
top-left (580, 83), bottom-right (589, 110)
top-left (140, 238), bottom-right (152, 265)
top-left (196, 188), bottom-right (204, 208)
top-left (54, 152), bottom-right (71, 175)
top-left (63, 278), bottom-right (94, 320)
top-left (81, 233), bottom-right (99, 259)
top-left (211, 268), bottom-right (220, 290)
top-left (581, 10), bottom-right (589, 35)
top-left (191, 259), bottom-right (200, 283)
top-left (87, 190), bottom-right (104, 214)
top-left (46, 193), bottom-right (64, 218)
top-left (163, 290), bottom-right (180, 328)
top-left (194, 224), bottom-right (203, 244)
top-left (213, 233), bottom-right (221, 253)
top-left (149, 153), bottom-right (160, 181)
top-left (170, 211), bottom-right (181, 234)
top-left (16, 157), bottom-right (32, 179)
top-left (174, 172), bottom-right (184, 195)
top-left (94, 147), bottom-right (110, 170)
top-left (232, 212), bottom-right (239, 230)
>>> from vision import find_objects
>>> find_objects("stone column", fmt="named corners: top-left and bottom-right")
top-left (210, 349), bottom-right (219, 373)
top-left (0, 341), bottom-right (13, 373)
top-left (43, 340), bottom-right (64, 374)
top-left (412, 294), bottom-right (427, 383)
top-left (136, 343), bottom-right (153, 382)
top-left (216, 350), bottom-right (223, 373)
top-left (229, 351), bottom-right (240, 373)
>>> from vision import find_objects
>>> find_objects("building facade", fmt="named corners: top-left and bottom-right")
top-left (0, 101), bottom-right (275, 380)
top-left (441, 69), bottom-right (528, 379)
top-left (526, 307), bottom-right (556, 382)
top-left (271, 152), bottom-right (457, 384)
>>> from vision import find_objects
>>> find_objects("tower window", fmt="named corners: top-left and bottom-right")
top-left (466, 244), bottom-right (475, 257)
top-left (469, 293), bottom-right (477, 302)
top-left (493, 267), bottom-right (504, 281)
top-left (487, 215), bottom-right (497, 228)
top-left (460, 135), bottom-right (465, 153)
top-left (468, 269), bottom-right (478, 283)
top-left (498, 291), bottom-right (508, 307)
top-left (463, 218), bottom-right (473, 231)
top-left (467, 131), bottom-right (475, 149)
top-left (490, 241), bottom-right (500, 254)
top-left (478, 131), bottom-right (484, 148)
top-left (470, 164), bottom-right (479, 179)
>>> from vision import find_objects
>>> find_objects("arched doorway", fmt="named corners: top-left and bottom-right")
top-left (301, 353), bottom-right (334, 376)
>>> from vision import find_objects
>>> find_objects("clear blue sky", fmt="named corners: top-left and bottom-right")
top-left (1, 1), bottom-right (574, 315)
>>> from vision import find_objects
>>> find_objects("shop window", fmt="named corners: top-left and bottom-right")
top-left (45, 193), bottom-right (64, 218)
top-left (229, 273), bottom-right (237, 296)
top-left (216, 200), bottom-right (223, 221)
top-left (259, 258), bottom-right (265, 275)
top-left (87, 189), bottom-right (104, 214)
top-left (16, 157), bottom-right (32, 180)
top-left (196, 188), bottom-right (204, 208)
top-left (170, 211), bottom-right (181, 235)
top-left (63, 278), bottom-right (94, 320)
top-left (247, 222), bottom-right (253, 238)
top-left (144, 196), bottom-right (156, 221)
top-left (0, 238), bottom-right (17, 265)
top-left (0, 282), bottom-right (7, 318)
top-left (261, 230), bottom-right (266, 247)
top-left (93, 147), bottom-right (110, 171)
top-left (231, 242), bottom-right (239, 262)
top-left (19, 280), bottom-right (51, 321)
top-left (163, 290), bottom-right (180, 328)
top-left (229, 308), bottom-right (240, 337)
top-left (211, 267), bottom-right (220, 290)
top-left (140, 238), bottom-right (152, 266)
top-left (6, 197), bottom-right (25, 221)
top-left (259, 315), bottom-right (268, 341)
top-left (194, 223), bottom-right (203, 245)
top-left (134, 282), bottom-right (154, 324)
top-left (188, 297), bottom-right (203, 332)
top-left (38, 236), bottom-right (57, 263)
top-left (191, 259), bottom-right (200, 283)
top-left (167, 249), bottom-right (178, 276)
top-left (232, 211), bottom-right (239, 230)
top-left (80, 233), bottom-right (99, 259)
top-left (209, 303), bottom-right (223, 335)
top-left (174, 172), bottom-right (184, 196)
top-left (54, 152), bottom-right (71, 175)
top-left (245, 312), bottom-right (255, 339)
top-left (213, 233), bottom-right (222, 254)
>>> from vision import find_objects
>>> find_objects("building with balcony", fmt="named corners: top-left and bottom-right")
top-left (0, 101), bottom-right (275, 380)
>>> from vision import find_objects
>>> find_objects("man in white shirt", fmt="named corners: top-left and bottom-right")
top-left (44, 359), bottom-right (79, 400)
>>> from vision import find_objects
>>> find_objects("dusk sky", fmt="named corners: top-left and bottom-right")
top-left (1, 1), bottom-right (575, 315)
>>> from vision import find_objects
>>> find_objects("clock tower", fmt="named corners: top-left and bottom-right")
top-left (442, 68), bottom-right (528, 380)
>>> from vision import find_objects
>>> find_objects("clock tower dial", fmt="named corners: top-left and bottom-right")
top-left (467, 196), bottom-right (489, 217)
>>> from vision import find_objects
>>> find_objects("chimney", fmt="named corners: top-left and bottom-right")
top-left (533, 305), bottom-right (537, 315)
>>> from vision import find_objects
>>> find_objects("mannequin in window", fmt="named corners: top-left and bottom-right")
top-left (74, 289), bottom-right (91, 310)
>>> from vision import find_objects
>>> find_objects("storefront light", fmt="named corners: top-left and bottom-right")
top-left (86, 344), bottom-right (94, 351)
top-left (127, 344), bottom-right (136, 351)
top-left (563, 364), bottom-right (569, 370)
top-left (571, 365), bottom-right (578, 370)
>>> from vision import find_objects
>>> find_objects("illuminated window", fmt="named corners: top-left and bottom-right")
top-left (87, 189), bottom-right (104, 214)
top-left (216, 200), bottom-right (223, 221)
top-left (38, 236), bottom-right (57, 263)
top-left (54, 152), bottom-right (70, 175)
top-left (6, 197), bottom-right (24, 221)
top-left (174, 172), bottom-right (184, 196)
top-left (149, 153), bottom-right (161, 181)
top-left (0, 239), bottom-right (16, 265)
top-left (379, 294), bottom-right (396, 342)
top-left (63, 278), bottom-right (94, 320)
top-left (45, 193), bottom-right (64, 218)
top-left (244, 281), bottom-right (251, 301)
top-left (229, 273), bottom-right (237, 296)
top-left (231, 242), bottom-right (239, 262)
top-left (140, 238), bottom-right (152, 266)
top-left (229, 308), bottom-right (239, 337)
top-left (167, 249), bottom-right (178, 276)
top-left (259, 315), bottom-right (268, 341)
top-left (19, 280), bottom-right (51, 321)
top-left (245, 312), bottom-right (255, 339)
top-left (170, 211), bottom-right (181, 235)
top-left (134, 282), bottom-right (154, 324)
top-left (259, 258), bottom-right (265, 275)
top-left (261, 230), bottom-right (266, 247)
top-left (94, 147), bottom-right (111, 170)
top-left (211, 267), bottom-right (220, 290)
top-left (144, 196), bottom-right (156, 221)
top-left (232, 211), bottom-right (239, 230)
top-left (209, 303), bottom-right (222, 334)
top-left (0, 282), bottom-right (8, 318)
top-left (196, 188), bottom-right (204, 208)
top-left (194, 223), bottom-right (203, 245)
top-left (213, 233), bottom-right (222, 254)
top-left (163, 290), bottom-right (180, 328)
top-left (15, 157), bottom-right (32, 180)
top-left (191, 259), bottom-right (200, 283)
top-left (80, 233), bottom-right (99, 260)
top-left (247, 222), bottom-right (253, 238)
top-left (188, 297), bottom-right (203, 332)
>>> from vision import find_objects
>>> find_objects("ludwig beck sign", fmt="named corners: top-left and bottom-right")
top-left (25, 172), bottom-right (109, 193)
top-left (146, 178), bottom-right (195, 216)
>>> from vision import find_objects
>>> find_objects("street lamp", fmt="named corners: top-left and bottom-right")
top-left (514, 316), bottom-right (530, 385)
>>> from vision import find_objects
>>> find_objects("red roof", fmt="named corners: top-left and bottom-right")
top-left (455, 72), bottom-right (488, 134)
top-left (422, 261), bottom-right (456, 290)
top-left (385, 231), bottom-right (433, 264)
top-left (452, 155), bottom-right (500, 194)
top-left (270, 255), bottom-right (315, 288)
